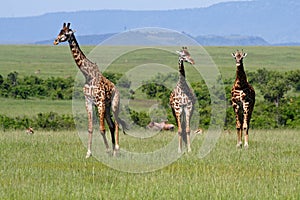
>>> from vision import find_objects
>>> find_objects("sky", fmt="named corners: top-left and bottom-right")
top-left (1, 0), bottom-right (247, 18)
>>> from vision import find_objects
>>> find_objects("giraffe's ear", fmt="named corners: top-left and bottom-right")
top-left (232, 53), bottom-right (236, 58)
top-left (243, 53), bottom-right (247, 58)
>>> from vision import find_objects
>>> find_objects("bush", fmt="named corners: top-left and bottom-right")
top-left (0, 113), bottom-right (75, 131)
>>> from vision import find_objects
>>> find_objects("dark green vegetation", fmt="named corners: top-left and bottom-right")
top-left (0, 130), bottom-right (299, 199)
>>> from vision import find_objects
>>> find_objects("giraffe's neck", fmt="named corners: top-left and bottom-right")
top-left (178, 59), bottom-right (186, 82)
top-left (234, 63), bottom-right (248, 89)
top-left (177, 59), bottom-right (191, 93)
top-left (68, 34), bottom-right (101, 80)
top-left (68, 34), bottom-right (87, 67)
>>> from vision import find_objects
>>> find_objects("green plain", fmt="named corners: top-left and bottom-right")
top-left (0, 45), bottom-right (299, 199)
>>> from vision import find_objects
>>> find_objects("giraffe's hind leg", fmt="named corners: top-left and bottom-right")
top-left (98, 104), bottom-right (110, 152)
top-left (105, 107), bottom-right (116, 153)
top-left (111, 90), bottom-right (121, 153)
top-left (184, 106), bottom-right (193, 152)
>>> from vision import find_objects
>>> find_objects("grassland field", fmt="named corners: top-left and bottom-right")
top-left (0, 130), bottom-right (299, 199)
top-left (0, 45), bottom-right (300, 199)
top-left (0, 45), bottom-right (300, 117)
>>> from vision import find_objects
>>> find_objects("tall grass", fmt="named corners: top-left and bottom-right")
top-left (1, 129), bottom-right (299, 199)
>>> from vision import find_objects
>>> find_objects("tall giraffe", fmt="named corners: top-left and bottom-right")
top-left (170, 47), bottom-right (196, 153)
top-left (231, 50), bottom-right (255, 148)
top-left (54, 23), bottom-right (126, 157)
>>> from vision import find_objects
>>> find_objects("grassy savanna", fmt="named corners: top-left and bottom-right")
top-left (0, 130), bottom-right (299, 199)
top-left (0, 45), bottom-right (300, 199)
top-left (0, 45), bottom-right (93, 78)
top-left (1, 45), bottom-right (299, 116)
top-left (0, 45), bottom-right (299, 78)
top-left (0, 98), bottom-right (71, 117)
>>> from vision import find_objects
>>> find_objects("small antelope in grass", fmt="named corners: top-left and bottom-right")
top-left (231, 50), bottom-right (255, 148)
top-left (170, 47), bottom-right (196, 153)
top-left (147, 121), bottom-right (175, 131)
top-left (26, 127), bottom-right (34, 134)
top-left (54, 23), bottom-right (127, 157)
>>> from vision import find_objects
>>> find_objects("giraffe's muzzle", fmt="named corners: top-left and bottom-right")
top-left (53, 39), bottom-right (59, 45)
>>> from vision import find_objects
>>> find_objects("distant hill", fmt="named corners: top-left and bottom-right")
top-left (36, 33), bottom-right (270, 46)
top-left (36, 33), bottom-right (115, 45)
top-left (195, 35), bottom-right (270, 46)
top-left (1, 0), bottom-right (300, 45)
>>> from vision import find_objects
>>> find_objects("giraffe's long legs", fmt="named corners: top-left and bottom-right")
top-left (236, 128), bottom-right (242, 148)
top-left (185, 106), bottom-right (192, 152)
top-left (233, 103), bottom-right (243, 148)
top-left (111, 90), bottom-right (121, 152)
top-left (105, 108), bottom-right (115, 149)
top-left (176, 113), bottom-right (183, 153)
top-left (98, 104), bottom-right (110, 152)
top-left (105, 106), bottom-right (121, 156)
top-left (243, 104), bottom-right (249, 148)
top-left (85, 100), bottom-right (93, 158)
top-left (243, 101), bottom-right (254, 148)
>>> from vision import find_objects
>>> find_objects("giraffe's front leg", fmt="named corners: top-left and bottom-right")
top-left (243, 102), bottom-right (250, 148)
top-left (176, 114), bottom-right (183, 153)
top-left (233, 102), bottom-right (242, 148)
top-left (85, 99), bottom-right (93, 158)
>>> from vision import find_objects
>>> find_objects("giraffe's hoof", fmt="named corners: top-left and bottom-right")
top-left (188, 147), bottom-right (192, 153)
top-left (178, 148), bottom-right (182, 154)
top-left (244, 143), bottom-right (249, 149)
top-left (86, 150), bottom-right (92, 158)
top-left (236, 142), bottom-right (243, 148)
top-left (113, 150), bottom-right (118, 157)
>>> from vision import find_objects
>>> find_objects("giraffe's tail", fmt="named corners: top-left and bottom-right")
top-left (116, 117), bottom-right (128, 135)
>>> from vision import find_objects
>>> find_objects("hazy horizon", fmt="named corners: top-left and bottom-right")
top-left (1, 0), bottom-right (249, 18)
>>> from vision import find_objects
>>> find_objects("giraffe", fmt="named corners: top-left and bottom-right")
top-left (231, 50), bottom-right (255, 148)
top-left (170, 47), bottom-right (196, 153)
top-left (54, 23), bottom-right (126, 157)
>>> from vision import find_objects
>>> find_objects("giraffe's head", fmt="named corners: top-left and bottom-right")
top-left (53, 23), bottom-right (75, 45)
top-left (176, 47), bottom-right (195, 65)
top-left (232, 50), bottom-right (247, 66)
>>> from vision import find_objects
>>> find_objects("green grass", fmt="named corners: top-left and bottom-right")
top-left (0, 45), bottom-right (94, 78)
top-left (0, 45), bottom-right (299, 79)
top-left (0, 98), bottom-right (72, 117)
top-left (0, 45), bottom-right (299, 199)
top-left (0, 129), bottom-right (299, 199)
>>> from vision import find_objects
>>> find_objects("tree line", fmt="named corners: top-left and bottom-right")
top-left (0, 71), bottom-right (74, 100)
top-left (0, 69), bottom-right (299, 131)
